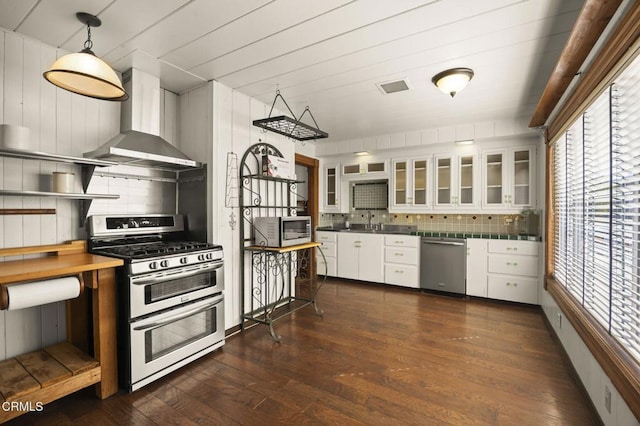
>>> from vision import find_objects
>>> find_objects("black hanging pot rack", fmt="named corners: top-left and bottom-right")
top-left (252, 90), bottom-right (328, 141)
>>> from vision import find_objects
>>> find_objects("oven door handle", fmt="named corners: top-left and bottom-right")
top-left (132, 261), bottom-right (223, 286)
top-left (132, 296), bottom-right (223, 332)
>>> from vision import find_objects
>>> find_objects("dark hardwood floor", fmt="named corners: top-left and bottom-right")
top-left (8, 279), bottom-right (598, 425)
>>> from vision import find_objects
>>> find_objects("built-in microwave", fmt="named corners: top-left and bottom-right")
top-left (253, 216), bottom-right (312, 247)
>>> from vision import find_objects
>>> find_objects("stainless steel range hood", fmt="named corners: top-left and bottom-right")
top-left (84, 69), bottom-right (201, 170)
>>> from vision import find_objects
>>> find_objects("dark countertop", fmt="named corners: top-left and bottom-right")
top-left (316, 224), bottom-right (417, 235)
top-left (415, 231), bottom-right (541, 241)
top-left (316, 226), bottom-right (541, 241)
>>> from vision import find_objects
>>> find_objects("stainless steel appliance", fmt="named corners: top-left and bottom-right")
top-left (84, 69), bottom-right (201, 170)
top-left (420, 237), bottom-right (466, 295)
top-left (87, 214), bottom-right (224, 392)
top-left (253, 216), bottom-right (311, 247)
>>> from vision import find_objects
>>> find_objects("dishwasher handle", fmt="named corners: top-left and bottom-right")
top-left (422, 240), bottom-right (465, 246)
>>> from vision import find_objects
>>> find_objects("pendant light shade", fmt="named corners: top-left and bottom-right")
top-left (43, 13), bottom-right (128, 101)
top-left (431, 68), bottom-right (474, 98)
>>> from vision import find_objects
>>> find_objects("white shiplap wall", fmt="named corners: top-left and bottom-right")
top-left (0, 28), bottom-right (119, 360)
top-left (0, 26), bottom-right (180, 360)
top-left (178, 81), bottom-right (296, 329)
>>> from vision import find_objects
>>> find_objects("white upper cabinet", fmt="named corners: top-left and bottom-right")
top-left (433, 153), bottom-right (479, 210)
top-left (322, 163), bottom-right (341, 213)
top-left (481, 146), bottom-right (535, 210)
top-left (320, 141), bottom-right (536, 214)
top-left (390, 157), bottom-right (432, 211)
top-left (342, 160), bottom-right (387, 176)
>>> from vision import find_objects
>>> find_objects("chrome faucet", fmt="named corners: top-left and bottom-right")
top-left (366, 211), bottom-right (373, 229)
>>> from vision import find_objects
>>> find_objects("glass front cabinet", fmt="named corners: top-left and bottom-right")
top-left (433, 153), bottom-right (479, 210)
top-left (342, 161), bottom-right (386, 176)
top-left (322, 163), bottom-right (341, 212)
top-left (390, 157), bottom-right (431, 211)
top-left (482, 146), bottom-right (535, 210)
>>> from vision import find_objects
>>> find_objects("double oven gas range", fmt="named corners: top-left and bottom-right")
top-left (87, 214), bottom-right (224, 392)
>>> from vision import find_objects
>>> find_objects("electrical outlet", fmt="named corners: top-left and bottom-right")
top-left (557, 312), bottom-right (562, 329)
top-left (604, 385), bottom-right (612, 414)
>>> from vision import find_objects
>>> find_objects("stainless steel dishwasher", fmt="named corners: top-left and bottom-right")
top-left (420, 237), bottom-right (466, 295)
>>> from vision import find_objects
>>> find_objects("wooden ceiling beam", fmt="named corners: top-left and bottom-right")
top-left (528, 0), bottom-right (622, 130)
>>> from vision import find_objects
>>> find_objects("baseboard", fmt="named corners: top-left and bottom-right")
top-left (542, 312), bottom-right (603, 425)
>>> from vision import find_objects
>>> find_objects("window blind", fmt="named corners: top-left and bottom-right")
top-left (551, 52), bottom-right (640, 364)
top-left (610, 56), bottom-right (640, 361)
top-left (566, 118), bottom-right (584, 302)
top-left (583, 88), bottom-right (611, 330)
top-left (553, 133), bottom-right (567, 287)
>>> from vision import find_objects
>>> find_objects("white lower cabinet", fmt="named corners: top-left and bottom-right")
top-left (466, 238), bottom-right (488, 297)
top-left (465, 239), bottom-right (541, 304)
top-left (316, 231), bottom-right (337, 276)
top-left (487, 255), bottom-right (538, 277)
top-left (487, 275), bottom-right (539, 304)
top-left (337, 232), bottom-right (384, 283)
top-left (384, 235), bottom-right (420, 288)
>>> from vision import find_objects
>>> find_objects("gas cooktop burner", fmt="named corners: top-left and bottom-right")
top-left (87, 214), bottom-right (224, 274)
top-left (96, 241), bottom-right (222, 260)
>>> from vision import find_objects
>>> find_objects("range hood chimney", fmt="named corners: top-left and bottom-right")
top-left (84, 69), bottom-right (201, 170)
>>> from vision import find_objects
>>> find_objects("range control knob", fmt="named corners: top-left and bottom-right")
top-left (180, 257), bottom-right (188, 265)
top-left (160, 260), bottom-right (169, 268)
top-left (197, 254), bottom-right (205, 262)
top-left (149, 262), bottom-right (158, 270)
top-left (206, 252), bottom-right (213, 260)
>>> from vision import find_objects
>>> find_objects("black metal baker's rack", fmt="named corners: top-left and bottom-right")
top-left (239, 141), bottom-right (326, 341)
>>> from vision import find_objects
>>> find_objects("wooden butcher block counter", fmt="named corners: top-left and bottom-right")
top-left (0, 240), bottom-right (123, 423)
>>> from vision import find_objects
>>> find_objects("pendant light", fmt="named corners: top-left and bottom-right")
top-left (43, 12), bottom-right (128, 101)
top-left (431, 68), bottom-right (474, 98)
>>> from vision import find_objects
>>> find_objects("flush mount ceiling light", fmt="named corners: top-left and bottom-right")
top-left (43, 12), bottom-right (128, 101)
top-left (431, 68), bottom-right (474, 98)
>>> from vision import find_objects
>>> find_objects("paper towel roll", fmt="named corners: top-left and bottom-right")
top-left (3, 276), bottom-right (82, 311)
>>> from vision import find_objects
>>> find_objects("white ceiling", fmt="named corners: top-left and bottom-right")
top-left (0, 0), bottom-right (584, 141)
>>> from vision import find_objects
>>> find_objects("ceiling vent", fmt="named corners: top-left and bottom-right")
top-left (376, 79), bottom-right (411, 95)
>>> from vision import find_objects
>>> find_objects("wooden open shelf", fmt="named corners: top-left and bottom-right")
top-left (244, 241), bottom-right (321, 253)
top-left (0, 240), bottom-right (123, 422)
top-left (0, 342), bottom-right (100, 423)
